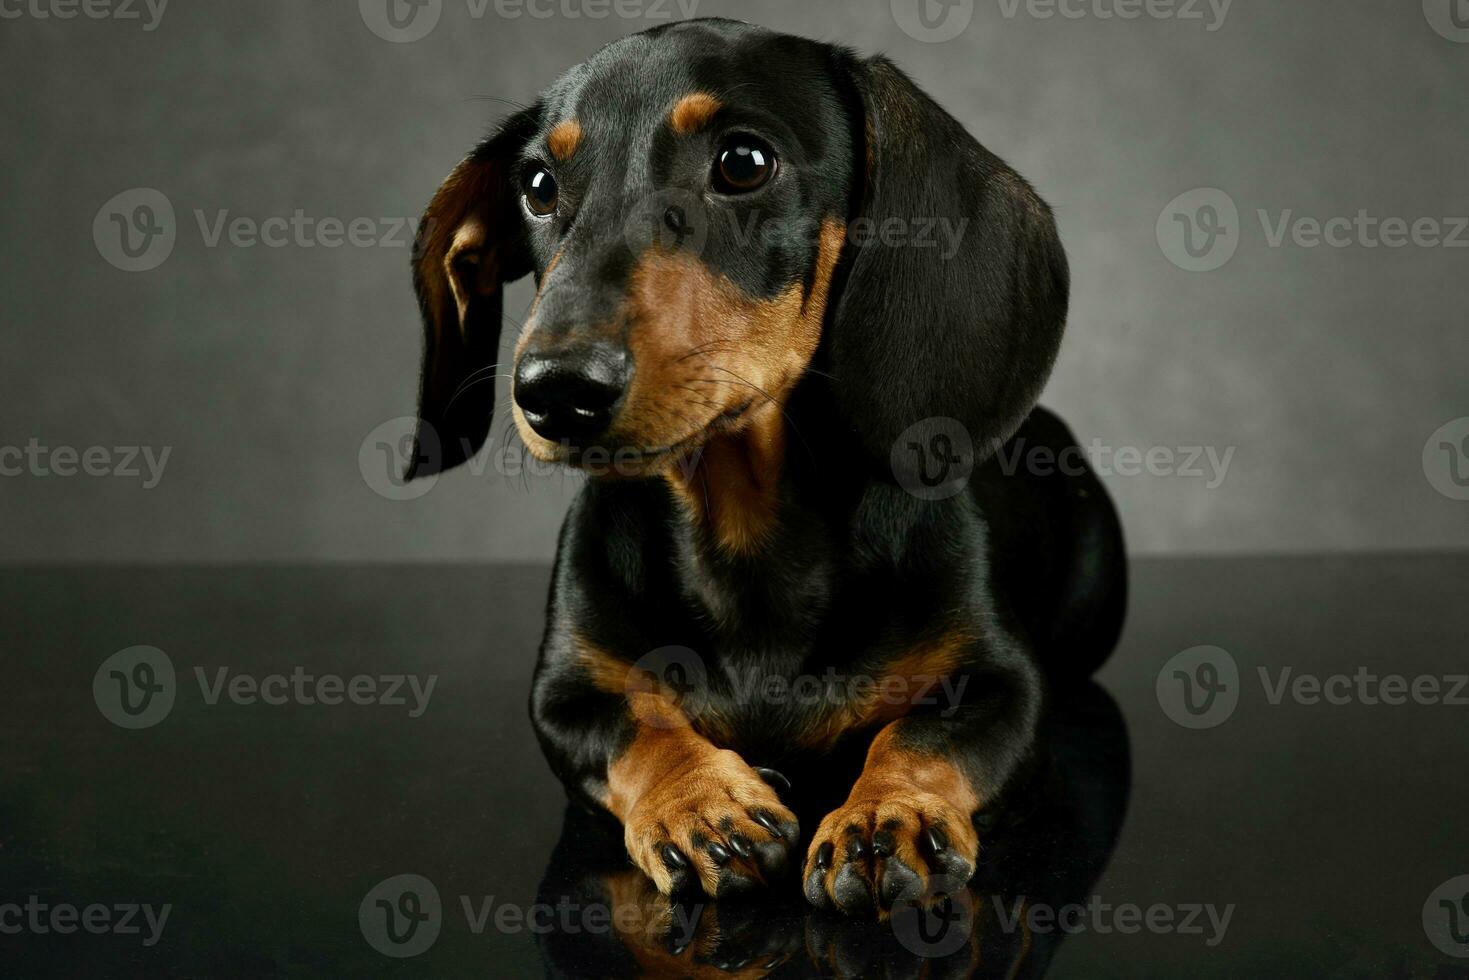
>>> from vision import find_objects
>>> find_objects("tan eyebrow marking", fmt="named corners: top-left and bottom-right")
top-left (669, 92), bottom-right (722, 135)
top-left (547, 118), bottom-right (583, 161)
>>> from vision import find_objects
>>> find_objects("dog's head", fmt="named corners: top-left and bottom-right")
top-left (406, 18), bottom-right (1068, 484)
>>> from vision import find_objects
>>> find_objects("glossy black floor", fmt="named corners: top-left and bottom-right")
top-left (1, 556), bottom-right (1466, 977)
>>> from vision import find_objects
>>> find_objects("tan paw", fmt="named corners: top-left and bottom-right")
top-left (623, 750), bottom-right (800, 898)
top-left (802, 790), bottom-right (978, 918)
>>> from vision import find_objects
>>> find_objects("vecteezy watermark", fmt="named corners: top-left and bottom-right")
top-left (995, 437), bottom-right (1235, 489)
top-left (890, 872), bottom-right (977, 957)
top-left (93, 188), bottom-right (176, 272)
top-left (891, 0), bottom-right (976, 43)
top-left (360, 417), bottom-right (438, 502)
top-left (889, 417), bottom-right (1236, 502)
top-left (358, 416), bottom-right (716, 500)
top-left (360, 875), bottom-right (442, 958)
top-left (93, 646), bottom-right (177, 730)
top-left (1424, 875), bottom-right (1469, 959)
top-left (623, 645), bottom-right (971, 731)
top-left (891, 417), bottom-right (975, 502)
top-left (621, 191), bottom-right (971, 263)
top-left (93, 646), bottom-right (438, 729)
top-left (194, 667), bottom-right (437, 717)
top-left (358, 0), bottom-right (699, 43)
top-left (1159, 188), bottom-right (1469, 271)
top-left (359, 874), bottom-right (701, 958)
top-left (996, 0), bottom-right (1232, 32)
top-left (1156, 645), bottom-right (1240, 729)
top-left (991, 895), bottom-right (1234, 947)
top-left (1156, 188), bottom-right (1240, 272)
top-left (1423, 417), bottom-right (1469, 501)
top-left (0, 0), bottom-right (168, 31)
top-left (890, 876), bottom-right (1234, 956)
top-left (0, 439), bottom-right (171, 488)
top-left (1423, 0), bottom-right (1469, 43)
top-left (1158, 646), bottom-right (1469, 730)
top-left (94, 189), bottom-right (423, 272)
top-left (0, 897), bottom-right (171, 947)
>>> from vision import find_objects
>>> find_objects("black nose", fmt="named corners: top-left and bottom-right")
top-left (514, 343), bottom-right (631, 444)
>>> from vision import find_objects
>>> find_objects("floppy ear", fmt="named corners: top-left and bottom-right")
top-left (828, 56), bottom-right (1070, 481)
top-left (406, 107), bottom-right (540, 479)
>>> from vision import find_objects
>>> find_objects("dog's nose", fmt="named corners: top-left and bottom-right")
top-left (513, 343), bottom-right (631, 444)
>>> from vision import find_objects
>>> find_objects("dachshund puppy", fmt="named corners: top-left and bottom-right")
top-left (404, 18), bottom-right (1127, 918)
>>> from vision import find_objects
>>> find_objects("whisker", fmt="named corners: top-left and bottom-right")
top-left (707, 365), bottom-right (819, 468)
top-left (444, 369), bottom-right (514, 414)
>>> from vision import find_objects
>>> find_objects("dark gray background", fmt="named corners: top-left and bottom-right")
top-left (1, 0), bottom-right (1465, 562)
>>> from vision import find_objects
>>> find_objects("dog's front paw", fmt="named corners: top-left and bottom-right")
top-left (623, 749), bottom-right (800, 899)
top-left (802, 789), bottom-right (978, 918)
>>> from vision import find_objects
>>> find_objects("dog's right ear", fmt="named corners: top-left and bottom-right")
top-left (406, 106), bottom-right (540, 479)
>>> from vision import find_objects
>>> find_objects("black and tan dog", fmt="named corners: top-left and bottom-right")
top-left (404, 18), bottom-right (1127, 918)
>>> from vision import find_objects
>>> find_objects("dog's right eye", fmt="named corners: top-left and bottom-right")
top-left (524, 167), bottom-right (559, 217)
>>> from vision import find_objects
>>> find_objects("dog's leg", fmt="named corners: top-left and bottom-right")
top-left (802, 657), bottom-right (1044, 917)
top-left (533, 656), bottom-right (801, 899)
top-left (604, 690), bottom-right (801, 898)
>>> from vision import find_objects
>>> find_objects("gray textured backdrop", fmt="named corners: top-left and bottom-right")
top-left (1, 0), bottom-right (1465, 562)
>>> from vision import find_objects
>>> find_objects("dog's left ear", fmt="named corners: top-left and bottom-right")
top-left (827, 55), bottom-right (1069, 479)
top-left (406, 106), bottom-right (540, 479)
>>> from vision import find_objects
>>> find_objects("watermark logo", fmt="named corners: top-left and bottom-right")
top-left (359, 0), bottom-right (442, 42)
top-left (1156, 645), bottom-right (1239, 729)
top-left (1424, 0), bottom-right (1469, 42)
top-left (892, 0), bottom-right (975, 43)
top-left (95, 647), bottom-right (437, 725)
top-left (624, 646), bottom-right (709, 729)
top-left (1157, 188), bottom-right (1239, 272)
top-left (360, 874), bottom-right (442, 958)
top-left (0, 0), bottom-right (169, 31)
top-left (0, 897), bottom-right (171, 946)
top-left (891, 872), bottom-right (976, 957)
top-left (360, 417), bottom-right (439, 501)
top-left (93, 188), bottom-right (175, 272)
top-left (93, 645), bottom-right (176, 729)
top-left (1161, 189), bottom-right (1467, 270)
top-left (996, 0), bottom-right (1232, 31)
top-left (996, 437), bottom-right (1235, 488)
top-left (892, 417), bottom-right (975, 501)
top-left (0, 440), bottom-right (171, 488)
top-left (1424, 875), bottom-right (1469, 958)
top-left (622, 188), bottom-right (710, 259)
top-left (493, 0), bottom-right (702, 20)
top-left (1160, 655), bottom-right (1466, 727)
top-left (1423, 417), bottom-right (1469, 501)
top-left (992, 895), bottom-right (1234, 946)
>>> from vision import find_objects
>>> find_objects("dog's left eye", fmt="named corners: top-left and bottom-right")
top-left (713, 136), bottom-right (776, 193)
top-left (524, 167), bottom-right (559, 217)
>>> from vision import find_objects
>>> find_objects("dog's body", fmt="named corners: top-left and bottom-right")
top-left (406, 19), bottom-right (1126, 916)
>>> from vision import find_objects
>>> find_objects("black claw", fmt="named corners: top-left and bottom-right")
top-left (753, 767), bottom-right (791, 792)
top-left (871, 830), bottom-right (896, 858)
top-left (753, 812), bottom-right (783, 837)
top-left (814, 842), bottom-right (834, 870)
top-left (924, 826), bottom-right (950, 855)
top-left (707, 841), bottom-right (732, 865)
top-left (847, 836), bottom-right (870, 860)
top-left (662, 844), bottom-right (689, 870)
top-left (728, 833), bottom-right (753, 858)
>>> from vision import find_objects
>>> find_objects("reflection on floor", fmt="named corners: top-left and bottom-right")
top-left (534, 682), bottom-right (1131, 979)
